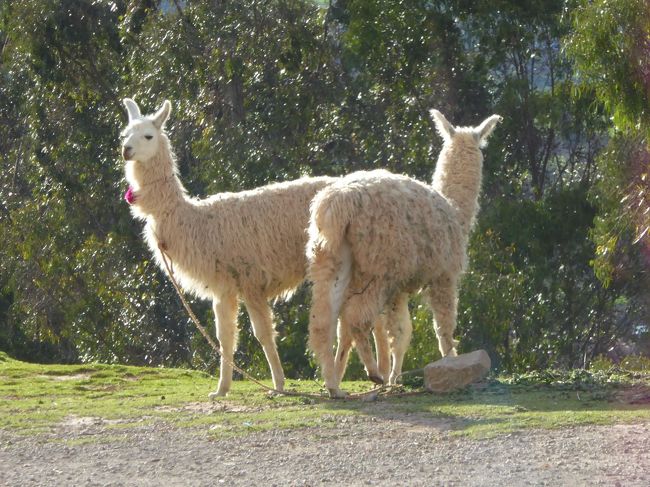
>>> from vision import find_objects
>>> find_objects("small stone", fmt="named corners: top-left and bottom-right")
top-left (423, 350), bottom-right (491, 392)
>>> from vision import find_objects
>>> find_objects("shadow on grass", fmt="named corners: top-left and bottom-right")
top-left (304, 376), bottom-right (650, 437)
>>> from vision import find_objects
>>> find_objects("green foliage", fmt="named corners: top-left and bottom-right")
top-left (501, 368), bottom-right (628, 390)
top-left (566, 0), bottom-right (650, 135)
top-left (588, 137), bottom-right (649, 289)
top-left (592, 354), bottom-right (650, 374)
top-left (456, 188), bottom-right (632, 371)
top-left (125, 0), bottom-right (336, 190)
top-left (565, 0), bottom-right (650, 290)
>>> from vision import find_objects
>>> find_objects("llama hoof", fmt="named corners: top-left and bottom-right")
top-left (328, 388), bottom-right (348, 399)
top-left (208, 390), bottom-right (228, 400)
top-left (368, 374), bottom-right (385, 385)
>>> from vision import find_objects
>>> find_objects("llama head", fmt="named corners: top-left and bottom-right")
top-left (121, 98), bottom-right (171, 162)
top-left (430, 109), bottom-right (502, 149)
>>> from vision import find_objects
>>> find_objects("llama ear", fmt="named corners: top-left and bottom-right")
top-left (123, 98), bottom-right (141, 121)
top-left (476, 114), bottom-right (502, 143)
top-left (152, 100), bottom-right (171, 129)
top-left (429, 109), bottom-right (455, 141)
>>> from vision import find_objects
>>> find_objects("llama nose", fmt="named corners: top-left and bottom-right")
top-left (122, 146), bottom-right (133, 160)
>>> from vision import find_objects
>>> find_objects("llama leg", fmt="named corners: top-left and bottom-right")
top-left (387, 293), bottom-right (412, 384)
top-left (335, 319), bottom-right (390, 385)
top-left (208, 292), bottom-right (239, 399)
top-left (308, 243), bottom-right (351, 398)
top-left (339, 279), bottom-right (385, 385)
top-left (243, 296), bottom-right (285, 393)
top-left (350, 324), bottom-right (384, 385)
top-left (428, 278), bottom-right (459, 357)
top-left (372, 314), bottom-right (391, 383)
top-left (334, 320), bottom-right (353, 383)
top-left (309, 275), bottom-right (342, 397)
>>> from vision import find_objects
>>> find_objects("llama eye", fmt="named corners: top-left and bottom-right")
top-left (144, 135), bottom-right (153, 140)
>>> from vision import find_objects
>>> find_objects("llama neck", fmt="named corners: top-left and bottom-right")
top-left (125, 138), bottom-right (188, 216)
top-left (431, 143), bottom-right (483, 235)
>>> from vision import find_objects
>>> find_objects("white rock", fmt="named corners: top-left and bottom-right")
top-left (423, 349), bottom-right (491, 392)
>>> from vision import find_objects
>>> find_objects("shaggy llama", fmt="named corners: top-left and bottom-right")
top-left (120, 98), bottom-right (397, 396)
top-left (120, 98), bottom-right (336, 397)
top-left (307, 110), bottom-right (502, 397)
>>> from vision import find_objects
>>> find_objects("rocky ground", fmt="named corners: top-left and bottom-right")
top-left (1, 414), bottom-right (648, 486)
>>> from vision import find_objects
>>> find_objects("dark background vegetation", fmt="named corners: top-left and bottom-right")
top-left (1, 0), bottom-right (648, 379)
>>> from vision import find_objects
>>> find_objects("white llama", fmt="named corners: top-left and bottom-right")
top-left (307, 110), bottom-right (502, 397)
top-left (120, 98), bottom-right (398, 397)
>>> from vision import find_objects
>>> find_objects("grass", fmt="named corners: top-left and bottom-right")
top-left (1, 351), bottom-right (649, 440)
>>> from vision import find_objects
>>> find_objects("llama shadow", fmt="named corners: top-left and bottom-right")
top-left (315, 378), bottom-right (648, 435)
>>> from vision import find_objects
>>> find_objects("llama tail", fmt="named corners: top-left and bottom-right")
top-left (307, 184), bottom-right (360, 332)
top-left (307, 184), bottom-right (361, 263)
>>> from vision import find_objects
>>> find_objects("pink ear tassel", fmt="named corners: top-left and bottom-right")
top-left (124, 186), bottom-right (136, 205)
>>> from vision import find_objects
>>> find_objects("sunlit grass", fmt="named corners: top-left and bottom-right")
top-left (1, 351), bottom-right (648, 440)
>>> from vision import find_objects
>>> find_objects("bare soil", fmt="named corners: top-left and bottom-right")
top-left (1, 413), bottom-right (648, 486)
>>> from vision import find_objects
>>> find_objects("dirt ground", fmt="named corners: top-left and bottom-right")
top-left (1, 413), bottom-right (648, 487)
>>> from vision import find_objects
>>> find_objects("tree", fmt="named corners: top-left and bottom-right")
top-left (565, 0), bottom-right (650, 354)
top-left (0, 0), bottom-right (192, 366)
top-left (566, 0), bottom-right (650, 283)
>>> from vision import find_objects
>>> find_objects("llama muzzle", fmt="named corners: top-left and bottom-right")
top-left (122, 146), bottom-right (134, 160)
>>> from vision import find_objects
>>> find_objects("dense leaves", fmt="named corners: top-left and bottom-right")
top-left (0, 0), bottom-right (647, 377)
top-left (566, 0), bottom-right (650, 296)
